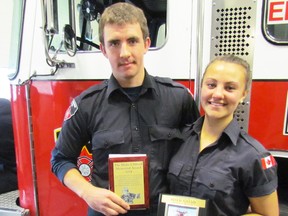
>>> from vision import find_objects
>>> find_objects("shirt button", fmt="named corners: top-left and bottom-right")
top-left (167, 133), bottom-right (171, 137)
top-left (135, 127), bottom-right (139, 131)
top-left (131, 103), bottom-right (136, 108)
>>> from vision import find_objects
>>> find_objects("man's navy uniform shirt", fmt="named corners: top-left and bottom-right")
top-left (168, 117), bottom-right (278, 216)
top-left (51, 71), bottom-right (199, 215)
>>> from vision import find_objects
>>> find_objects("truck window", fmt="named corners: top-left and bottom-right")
top-left (0, 1), bottom-right (24, 81)
top-left (47, 0), bottom-right (167, 53)
top-left (262, 0), bottom-right (288, 44)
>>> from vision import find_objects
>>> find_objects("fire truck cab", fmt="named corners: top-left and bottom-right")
top-left (0, 0), bottom-right (287, 215)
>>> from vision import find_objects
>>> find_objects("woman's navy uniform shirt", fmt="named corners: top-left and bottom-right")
top-left (51, 71), bottom-right (200, 215)
top-left (168, 117), bottom-right (278, 216)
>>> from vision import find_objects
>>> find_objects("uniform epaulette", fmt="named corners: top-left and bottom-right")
top-left (154, 76), bottom-right (185, 88)
top-left (239, 130), bottom-right (266, 153)
top-left (78, 80), bottom-right (108, 100)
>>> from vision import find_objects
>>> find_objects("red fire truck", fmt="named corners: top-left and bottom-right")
top-left (0, 0), bottom-right (287, 215)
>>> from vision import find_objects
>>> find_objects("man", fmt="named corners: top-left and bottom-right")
top-left (0, 98), bottom-right (18, 194)
top-left (51, 2), bottom-right (199, 216)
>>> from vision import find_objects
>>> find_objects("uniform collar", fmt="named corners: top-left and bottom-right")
top-left (192, 116), bottom-right (204, 135)
top-left (223, 118), bottom-right (241, 146)
top-left (192, 116), bottom-right (241, 146)
top-left (106, 69), bottom-right (157, 98)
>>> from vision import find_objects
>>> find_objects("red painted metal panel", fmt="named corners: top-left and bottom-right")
top-left (11, 84), bottom-right (37, 216)
top-left (14, 79), bottom-right (192, 215)
top-left (29, 80), bottom-right (98, 216)
top-left (11, 78), bottom-right (287, 215)
top-left (249, 81), bottom-right (288, 151)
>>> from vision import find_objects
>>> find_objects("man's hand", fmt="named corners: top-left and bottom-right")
top-left (63, 168), bottom-right (130, 215)
top-left (82, 185), bottom-right (130, 215)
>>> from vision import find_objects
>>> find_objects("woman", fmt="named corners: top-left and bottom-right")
top-left (168, 55), bottom-right (278, 215)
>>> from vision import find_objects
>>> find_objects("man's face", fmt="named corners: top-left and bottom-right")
top-left (100, 23), bottom-right (151, 87)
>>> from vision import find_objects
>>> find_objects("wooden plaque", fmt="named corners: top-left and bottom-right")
top-left (157, 194), bottom-right (208, 216)
top-left (108, 154), bottom-right (149, 209)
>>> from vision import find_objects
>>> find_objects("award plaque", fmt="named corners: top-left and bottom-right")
top-left (157, 194), bottom-right (208, 216)
top-left (108, 154), bottom-right (149, 209)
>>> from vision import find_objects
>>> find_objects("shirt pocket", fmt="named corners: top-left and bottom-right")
top-left (149, 126), bottom-right (184, 142)
top-left (148, 126), bottom-right (184, 169)
top-left (168, 161), bottom-right (193, 195)
top-left (91, 129), bottom-right (124, 151)
top-left (194, 168), bottom-right (235, 197)
top-left (91, 130), bottom-right (125, 173)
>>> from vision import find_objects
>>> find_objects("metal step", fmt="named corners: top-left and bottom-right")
top-left (0, 190), bottom-right (29, 216)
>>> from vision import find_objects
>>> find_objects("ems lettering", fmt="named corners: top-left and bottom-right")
top-left (268, 0), bottom-right (288, 24)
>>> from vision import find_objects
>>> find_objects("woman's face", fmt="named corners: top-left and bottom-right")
top-left (201, 60), bottom-right (248, 122)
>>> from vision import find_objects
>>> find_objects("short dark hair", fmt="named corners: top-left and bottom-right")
top-left (99, 2), bottom-right (149, 44)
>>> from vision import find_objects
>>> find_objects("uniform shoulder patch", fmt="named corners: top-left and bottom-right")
top-left (64, 99), bottom-right (78, 121)
top-left (261, 155), bottom-right (277, 170)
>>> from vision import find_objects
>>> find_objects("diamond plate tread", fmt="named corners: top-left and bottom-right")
top-left (0, 190), bottom-right (22, 210)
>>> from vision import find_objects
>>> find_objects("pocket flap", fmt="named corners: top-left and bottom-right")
top-left (92, 130), bottom-right (124, 150)
top-left (149, 126), bottom-right (183, 141)
top-left (195, 169), bottom-right (234, 194)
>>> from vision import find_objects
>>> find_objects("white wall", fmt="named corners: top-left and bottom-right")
top-left (0, 1), bottom-right (14, 99)
top-left (0, 2), bottom-right (13, 68)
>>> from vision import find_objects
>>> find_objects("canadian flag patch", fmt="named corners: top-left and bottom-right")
top-left (261, 155), bottom-right (276, 170)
